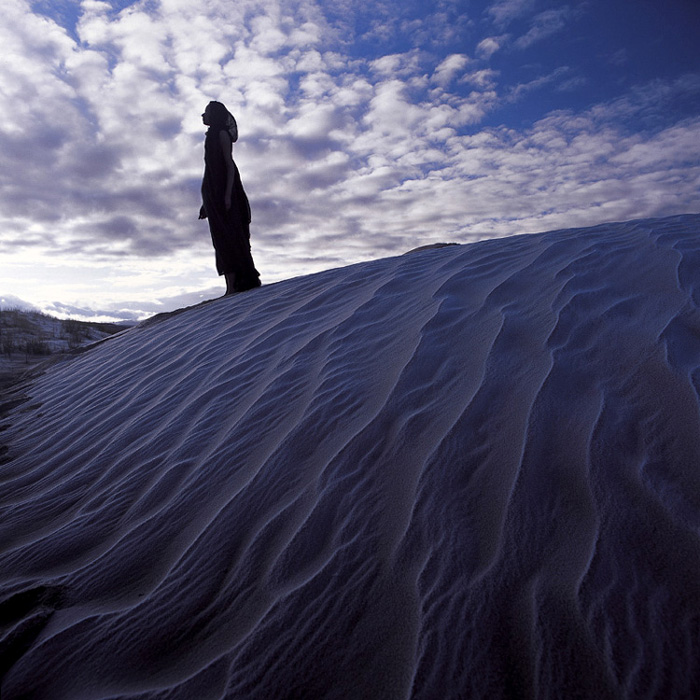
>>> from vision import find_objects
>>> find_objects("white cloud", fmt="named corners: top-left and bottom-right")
top-left (0, 0), bottom-right (698, 315)
top-left (433, 54), bottom-right (470, 87)
top-left (514, 6), bottom-right (577, 50)
top-left (369, 50), bottom-right (424, 78)
top-left (330, 77), bottom-right (374, 107)
top-left (486, 0), bottom-right (535, 27)
top-left (362, 79), bottom-right (425, 139)
top-left (289, 21), bottom-right (323, 48)
top-left (507, 66), bottom-right (574, 101)
top-left (476, 36), bottom-right (505, 60)
top-left (461, 69), bottom-right (499, 90)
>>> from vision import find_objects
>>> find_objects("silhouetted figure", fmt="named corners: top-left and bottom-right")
top-left (199, 101), bottom-right (260, 294)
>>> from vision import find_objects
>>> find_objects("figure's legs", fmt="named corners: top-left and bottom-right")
top-left (225, 272), bottom-right (236, 295)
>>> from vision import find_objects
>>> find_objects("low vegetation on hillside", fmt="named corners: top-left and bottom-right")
top-left (0, 308), bottom-right (128, 363)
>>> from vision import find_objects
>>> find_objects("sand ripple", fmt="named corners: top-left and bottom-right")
top-left (1, 214), bottom-right (700, 698)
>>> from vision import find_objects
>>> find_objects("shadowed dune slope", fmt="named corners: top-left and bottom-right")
top-left (1, 214), bottom-right (700, 699)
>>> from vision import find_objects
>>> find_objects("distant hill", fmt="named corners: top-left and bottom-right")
top-left (0, 307), bottom-right (129, 371)
top-left (0, 295), bottom-right (40, 313)
top-left (1, 292), bottom-right (222, 325)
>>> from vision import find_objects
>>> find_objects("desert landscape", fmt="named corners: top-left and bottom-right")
top-left (1, 214), bottom-right (699, 698)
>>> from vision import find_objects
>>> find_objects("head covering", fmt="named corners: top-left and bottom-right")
top-left (207, 100), bottom-right (238, 142)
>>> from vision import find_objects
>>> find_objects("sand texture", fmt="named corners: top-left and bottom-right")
top-left (1, 214), bottom-right (700, 698)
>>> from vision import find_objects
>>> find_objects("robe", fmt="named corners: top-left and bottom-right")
top-left (201, 128), bottom-right (260, 291)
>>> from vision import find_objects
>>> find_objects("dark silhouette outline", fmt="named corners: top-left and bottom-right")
top-left (199, 101), bottom-right (260, 295)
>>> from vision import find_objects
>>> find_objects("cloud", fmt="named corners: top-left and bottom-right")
top-left (476, 36), bottom-right (505, 60)
top-left (433, 54), bottom-right (470, 87)
top-left (588, 74), bottom-right (700, 129)
top-left (513, 6), bottom-right (579, 49)
top-left (1, 0), bottom-right (698, 316)
top-left (486, 0), bottom-right (535, 28)
top-left (507, 66), bottom-right (575, 102)
top-left (460, 69), bottom-right (499, 90)
top-left (608, 48), bottom-right (629, 67)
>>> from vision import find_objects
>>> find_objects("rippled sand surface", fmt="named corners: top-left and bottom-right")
top-left (1, 214), bottom-right (699, 699)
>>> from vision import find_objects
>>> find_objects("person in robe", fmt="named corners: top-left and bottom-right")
top-left (199, 101), bottom-right (260, 294)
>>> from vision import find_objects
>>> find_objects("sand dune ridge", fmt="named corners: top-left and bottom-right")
top-left (1, 214), bottom-right (699, 698)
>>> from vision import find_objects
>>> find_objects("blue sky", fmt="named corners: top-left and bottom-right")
top-left (1, 0), bottom-right (699, 320)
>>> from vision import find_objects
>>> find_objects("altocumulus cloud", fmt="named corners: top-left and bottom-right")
top-left (0, 0), bottom-right (699, 318)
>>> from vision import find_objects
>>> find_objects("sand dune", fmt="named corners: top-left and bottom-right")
top-left (1, 214), bottom-right (700, 698)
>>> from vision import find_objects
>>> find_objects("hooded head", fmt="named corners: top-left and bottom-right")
top-left (203, 100), bottom-right (238, 142)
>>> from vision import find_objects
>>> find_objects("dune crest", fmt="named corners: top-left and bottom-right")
top-left (1, 214), bottom-right (700, 698)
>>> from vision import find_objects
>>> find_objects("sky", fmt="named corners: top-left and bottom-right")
top-left (1, 0), bottom-right (699, 321)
